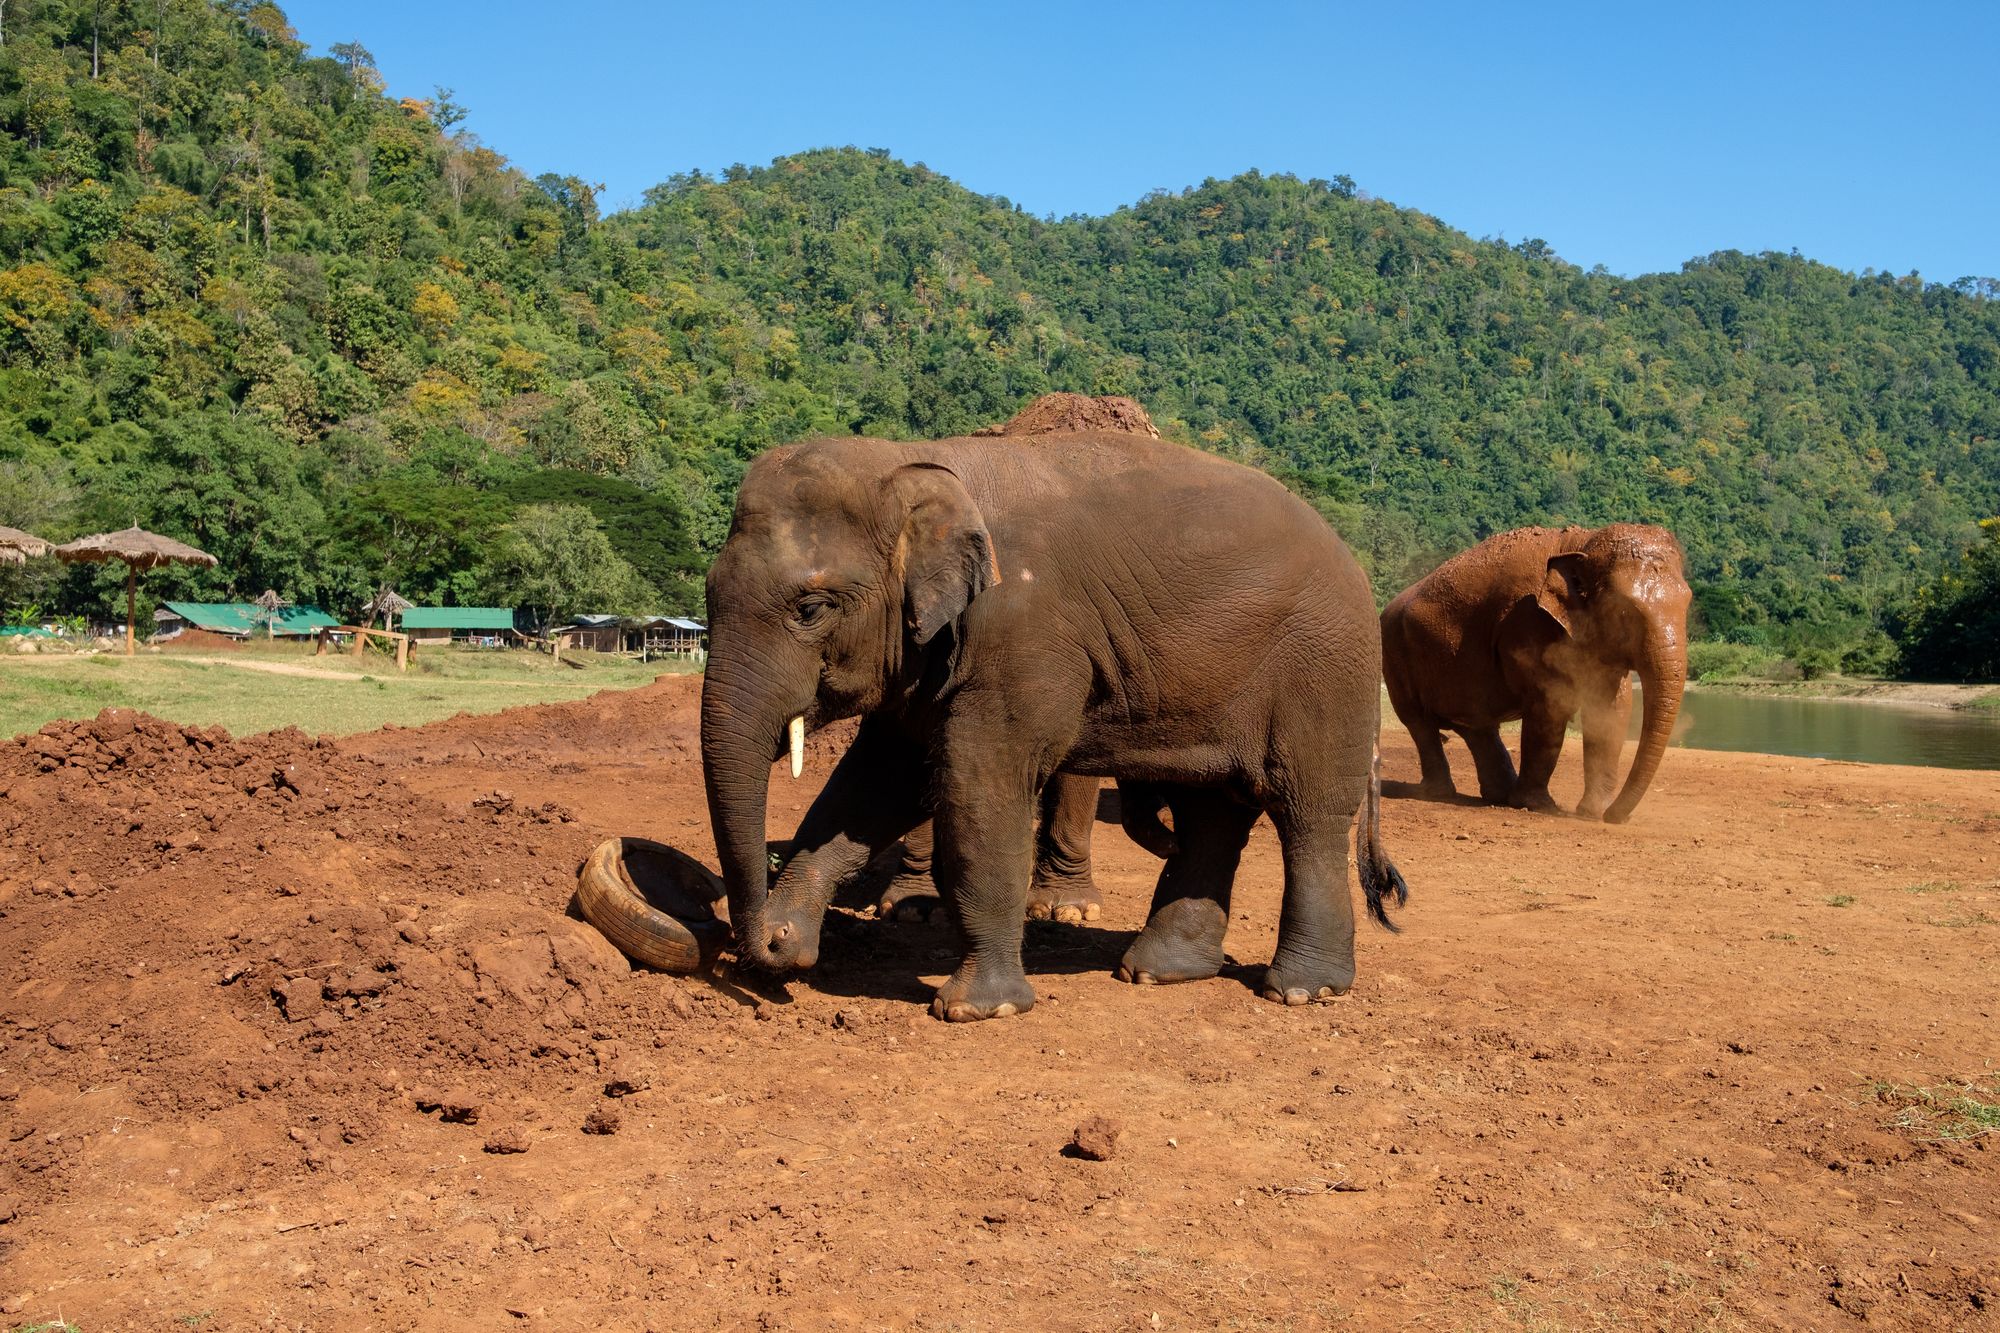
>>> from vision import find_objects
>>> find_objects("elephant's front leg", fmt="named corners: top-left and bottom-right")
top-left (1026, 773), bottom-right (1103, 924)
top-left (1507, 703), bottom-right (1568, 815)
top-left (762, 717), bottom-right (928, 969)
top-left (1387, 684), bottom-right (1456, 799)
top-left (864, 819), bottom-right (944, 922)
top-left (1458, 725), bottom-right (1518, 803)
top-left (929, 749), bottom-right (1041, 1023)
top-left (1574, 675), bottom-right (1634, 820)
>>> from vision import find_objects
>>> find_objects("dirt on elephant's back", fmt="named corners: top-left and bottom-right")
top-left (973, 391), bottom-right (1162, 438)
top-left (1, 674), bottom-right (1995, 1328)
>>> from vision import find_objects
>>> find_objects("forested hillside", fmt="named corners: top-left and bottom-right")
top-left (1, 1), bottom-right (1995, 660)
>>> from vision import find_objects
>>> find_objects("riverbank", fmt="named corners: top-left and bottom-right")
top-left (1688, 676), bottom-right (2000, 711)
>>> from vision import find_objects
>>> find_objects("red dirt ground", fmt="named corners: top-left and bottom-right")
top-left (1, 676), bottom-right (1995, 1329)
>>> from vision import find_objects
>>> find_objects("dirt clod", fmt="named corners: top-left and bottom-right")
top-left (581, 1106), bottom-right (622, 1136)
top-left (413, 1089), bottom-right (483, 1125)
top-left (1069, 1115), bottom-right (1121, 1162)
top-left (483, 1126), bottom-right (531, 1155)
top-left (602, 1071), bottom-right (649, 1098)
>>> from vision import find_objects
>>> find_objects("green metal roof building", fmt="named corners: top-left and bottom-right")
top-left (160, 601), bottom-right (339, 638)
top-left (401, 607), bottom-right (519, 641)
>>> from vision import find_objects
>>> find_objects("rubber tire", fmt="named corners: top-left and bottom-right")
top-left (574, 837), bottom-right (730, 974)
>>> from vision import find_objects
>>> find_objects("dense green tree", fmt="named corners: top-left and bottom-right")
top-left (501, 468), bottom-right (700, 611)
top-left (483, 502), bottom-right (651, 630)
top-left (327, 470), bottom-right (507, 606)
top-left (1892, 520), bottom-right (2000, 682)
top-left (0, 1), bottom-right (1991, 674)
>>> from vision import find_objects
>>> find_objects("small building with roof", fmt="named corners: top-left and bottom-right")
top-left (401, 606), bottom-right (520, 647)
top-left (551, 614), bottom-right (624, 653)
top-left (623, 615), bottom-right (707, 657)
top-left (157, 601), bottom-right (339, 639)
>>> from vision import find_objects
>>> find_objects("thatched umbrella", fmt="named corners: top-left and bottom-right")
top-left (360, 587), bottom-right (412, 631)
top-left (0, 524), bottom-right (51, 566)
top-left (252, 588), bottom-right (291, 638)
top-left (54, 526), bottom-right (217, 655)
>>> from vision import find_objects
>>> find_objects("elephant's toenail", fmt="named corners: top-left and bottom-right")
top-left (993, 1003), bottom-right (1016, 1017)
top-left (1285, 989), bottom-right (1308, 1006)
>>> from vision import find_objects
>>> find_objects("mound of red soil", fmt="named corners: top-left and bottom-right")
top-left (973, 392), bottom-right (1161, 438)
top-left (155, 628), bottom-right (262, 653)
top-left (0, 705), bottom-right (710, 1233)
top-left (347, 672), bottom-right (857, 773)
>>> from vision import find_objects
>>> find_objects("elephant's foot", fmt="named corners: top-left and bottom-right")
top-left (1505, 785), bottom-right (1563, 816)
top-left (1414, 778), bottom-right (1458, 801)
top-left (1571, 797), bottom-right (1611, 822)
top-left (872, 870), bottom-right (942, 922)
top-left (1113, 898), bottom-right (1226, 985)
top-left (929, 964), bottom-right (1036, 1022)
top-left (1026, 870), bottom-right (1102, 925)
top-left (1260, 949), bottom-right (1355, 1007)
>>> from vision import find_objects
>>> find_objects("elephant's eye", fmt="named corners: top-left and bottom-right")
top-left (793, 594), bottom-right (834, 629)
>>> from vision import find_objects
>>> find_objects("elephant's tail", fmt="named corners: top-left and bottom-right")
top-left (1356, 743), bottom-right (1409, 931)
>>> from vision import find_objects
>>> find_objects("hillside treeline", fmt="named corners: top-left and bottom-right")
top-left (0, 1), bottom-right (1995, 666)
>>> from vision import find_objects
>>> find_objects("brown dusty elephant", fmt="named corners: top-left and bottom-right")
top-left (1380, 524), bottom-right (1691, 823)
top-left (699, 430), bottom-right (1407, 1020)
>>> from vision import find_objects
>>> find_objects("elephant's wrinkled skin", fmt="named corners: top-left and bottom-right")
top-left (701, 431), bottom-right (1407, 1020)
top-left (1380, 524), bottom-right (1691, 823)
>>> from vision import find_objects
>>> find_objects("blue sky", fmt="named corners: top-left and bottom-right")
top-left (284, 0), bottom-right (1997, 282)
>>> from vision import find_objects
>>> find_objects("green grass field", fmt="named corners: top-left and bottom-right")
top-left (0, 642), bottom-right (696, 740)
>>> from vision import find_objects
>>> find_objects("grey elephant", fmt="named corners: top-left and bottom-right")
top-left (699, 430), bottom-right (1407, 1020)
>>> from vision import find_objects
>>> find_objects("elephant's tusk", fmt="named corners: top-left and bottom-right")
top-left (788, 715), bottom-right (805, 779)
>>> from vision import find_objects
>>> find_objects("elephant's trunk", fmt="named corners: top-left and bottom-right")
top-left (1604, 631), bottom-right (1685, 824)
top-left (700, 670), bottom-right (789, 968)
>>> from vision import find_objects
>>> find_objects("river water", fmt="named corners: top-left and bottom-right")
top-left (1642, 690), bottom-right (2000, 771)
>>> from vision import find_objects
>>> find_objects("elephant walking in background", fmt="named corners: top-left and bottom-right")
top-left (699, 430), bottom-right (1406, 1020)
top-left (1380, 524), bottom-right (1691, 823)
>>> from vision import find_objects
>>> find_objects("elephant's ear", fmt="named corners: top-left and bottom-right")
top-left (889, 463), bottom-right (1000, 644)
top-left (1535, 552), bottom-right (1590, 636)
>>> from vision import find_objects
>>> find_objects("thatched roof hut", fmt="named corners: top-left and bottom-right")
top-left (0, 524), bottom-right (52, 565)
top-left (360, 588), bottom-right (413, 631)
top-left (55, 526), bottom-right (216, 571)
top-left (55, 526), bottom-right (218, 655)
